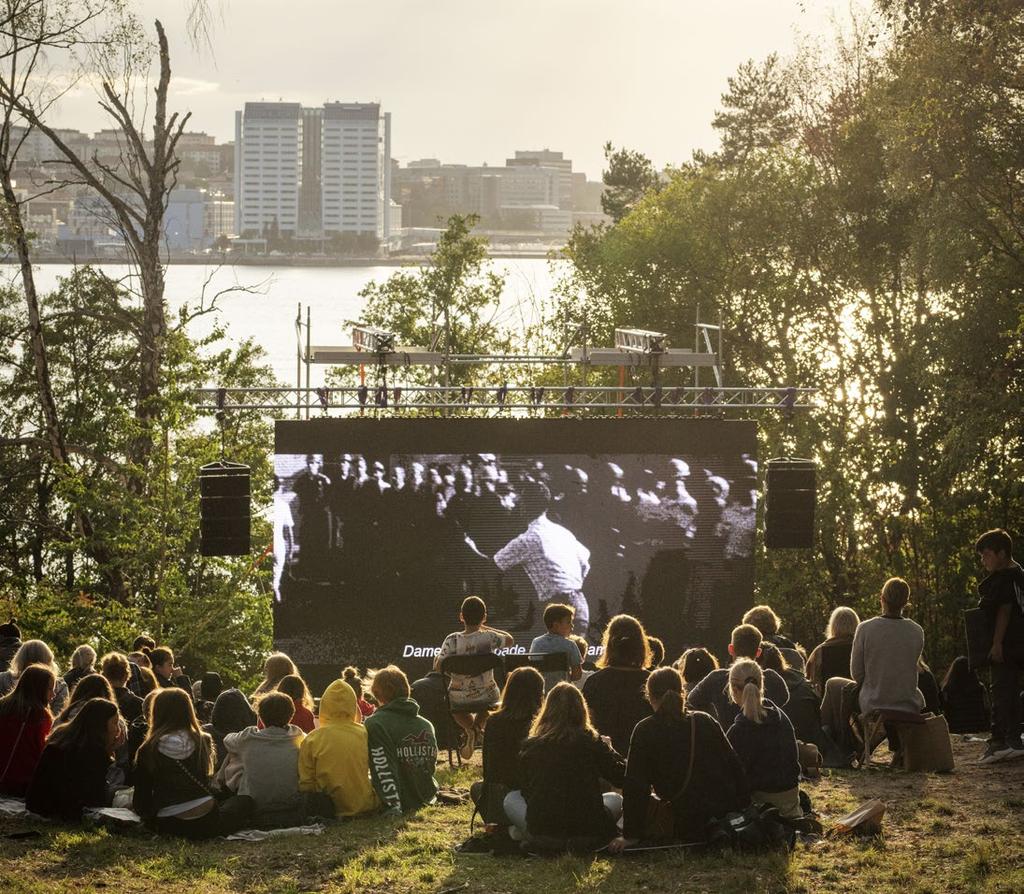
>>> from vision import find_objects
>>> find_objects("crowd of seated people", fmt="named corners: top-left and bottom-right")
top-left (0, 525), bottom-right (1018, 851)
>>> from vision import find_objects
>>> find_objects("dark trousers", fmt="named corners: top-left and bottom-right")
top-left (154, 795), bottom-right (255, 840)
top-left (990, 647), bottom-right (1024, 743)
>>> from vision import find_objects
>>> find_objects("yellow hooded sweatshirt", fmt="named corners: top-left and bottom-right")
top-left (298, 679), bottom-right (379, 816)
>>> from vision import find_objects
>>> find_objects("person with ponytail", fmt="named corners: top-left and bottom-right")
top-left (725, 660), bottom-right (802, 819)
top-left (26, 698), bottom-right (122, 820)
top-left (504, 682), bottom-right (626, 847)
top-left (581, 614), bottom-right (654, 755)
top-left (609, 667), bottom-right (749, 851)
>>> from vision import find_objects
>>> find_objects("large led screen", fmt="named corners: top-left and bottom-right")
top-left (273, 418), bottom-right (757, 688)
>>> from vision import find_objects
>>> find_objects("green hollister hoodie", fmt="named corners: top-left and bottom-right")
top-left (365, 697), bottom-right (439, 813)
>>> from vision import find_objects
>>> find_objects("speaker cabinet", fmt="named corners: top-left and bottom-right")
top-left (765, 458), bottom-right (816, 549)
top-left (199, 461), bottom-right (251, 556)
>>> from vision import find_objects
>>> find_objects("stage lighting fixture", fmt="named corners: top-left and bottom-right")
top-left (614, 328), bottom-right (669, 354)
top-left (352, 324), bottom-right (397, 354)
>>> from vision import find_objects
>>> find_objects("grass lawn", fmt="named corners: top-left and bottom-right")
top-left (2, 739), bottom-right (1023, 894)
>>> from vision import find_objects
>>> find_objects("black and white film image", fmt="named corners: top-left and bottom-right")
top-left (272, 438), bottom-right (757, 681)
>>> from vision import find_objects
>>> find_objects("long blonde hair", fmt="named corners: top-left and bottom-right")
top-left (729, 659), bottom-right (765, 723)
top-left (254, 652), bottom-right (297, 696)
top-left (529, 681), bottom-right (596, 743)
top-left (10, 640), bottom-right (60, 678)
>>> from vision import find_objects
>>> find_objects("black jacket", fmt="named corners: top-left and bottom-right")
top-left (779, 668), bottom-right (824, 745)
top-left (482, 712), bottom-right (532, 790)
top-left (978, 562), bottom-right (1024, 646)
top-left (686, 668), bottom-right (790, 728)
top-left (622, 711), bottom-right (748, 842)
top-left (581, 667), bottom-right (652, 756)
top-left (942, 677), bottom-right (990, 734)
top-left (0, 635), bottom-right (21, 674)
top-left (520, 730), bottom-right (626, 840)
top-left (132, 744), bottom-right (214, 821)
top-left (114, 686), bottom-right (144, 724)
top-left (26, 743), bottom-right (111, 820)
top-left (726, 700), bottom-right (800, 794)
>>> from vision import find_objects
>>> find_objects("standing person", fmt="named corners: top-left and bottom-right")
top-left (223, 692), bottom-right (308, 824)
top-left (0, 640), bottom-right (69, 714)
top-left (686, 625), bottom-right (790, 727)
top-left (0, 665), bottom-right (56, 796)
top-left (144, 647), bottom-right (192, 694)
top-left (0, 619), bottom-right (21, 674)
top-left (805, 607), bottom-right (860, 695)
top-left (468, 482), bottom-right (592, 635)
top-left (974, 529), bottom-right (1024, 764)
top-left (433, 596), bottom-right (513, 759)
top-left (63, 645), bottom-right (97, 692)
top-left (26, 698), bottom-right (122, 820)
top-left (291, 453), bottom-right (333, 580)
top-left (529, 604), bottom-right (583, 691)
top-left (132, 688), bottom-right (254, 839)
top-left (609, 667), bottom-right (749, 851)
top-left (581, 615), bottom-right (653, 756)
top-left (471, 666), bottom-right (544, 826)
top-left (851, 578), bottom-right (926, 766)
top-left (298, 679), bottom-right (379, 818)
top-left (725, 660), bottom-right (802, 820)
top-left (504, 682), bottom-right (626, 847)
top-left (365, 666), bottom-right (438, 814)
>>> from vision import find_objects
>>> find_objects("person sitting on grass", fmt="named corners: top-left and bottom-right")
top-left (647, 637), bottom-right (666, 669)
top-left (203, 688), bottom-right (257, 770)
top-left (267, 674), bottom-right (316, 734)
top-left (529, 603), bottom-right (583, 691)
top-left (676, 647), bottom-right (719, 689)
top-left (252, 652), bottom-right (298, 700)
top-left (582, 614), bottom-right (654, 756)
top-left (0, 664), bottom-right (56, 797)
top-left (609, 667), bottom-right (749, 851)
top-left (941, 657), bottom-right (990, 734)
top-left (805, 607), bottom-right (859, 695)
top-left (101, 652), bottom-right (144, 724)
top-left (62, 644), bottom-right (97, 693)
top-left (299, 679), bottom-right (378, 818)
top-left (365, 665), bottom-right (438, 814)
top-left (26, 698), bottom-right (123, 820)
top-left (342, 666), bottom-right (375, 718)
top-left (471, 666), bottom-right (545, 827)
top-left (504, 681), bottom-right (625, 848)
top-left (758, 643), bottom-right (824, 748)
top-left (132, 688), bottom-right (254, 839)
top-left (434, 595), bottom-right (513, 759)
top-left (144, 646), bottom-right (192, 694)
top-left (53, 673), bottom-right (116, 726)
top-left (686, 625), bottom-right (790, 726)
top-left (224, 691), bottom-right (318, 825)
top-left (0, 640), bottom-right (68, 714)
top-left (725, 660), bottom-right (802, 820)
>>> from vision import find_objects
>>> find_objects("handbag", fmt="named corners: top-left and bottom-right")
top-left (643, 716), bottom-right (696, 840)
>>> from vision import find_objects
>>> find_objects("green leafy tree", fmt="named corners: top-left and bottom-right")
top-left (600, 142), bottom-right (660, 224)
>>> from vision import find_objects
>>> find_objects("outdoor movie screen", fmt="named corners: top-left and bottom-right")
top-left (273, 418), bottom-right (757, 686)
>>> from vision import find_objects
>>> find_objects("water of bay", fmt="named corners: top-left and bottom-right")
top-left (3, 258), bottom-right (563, 386)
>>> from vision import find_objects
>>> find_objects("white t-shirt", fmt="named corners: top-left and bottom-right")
top-left (437, 629), bottom-right (504, 708)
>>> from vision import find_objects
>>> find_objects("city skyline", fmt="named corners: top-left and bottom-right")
top-left (46, 0), bottom-right (856, 180)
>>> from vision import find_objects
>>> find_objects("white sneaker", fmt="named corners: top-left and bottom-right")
top-left (977, 741), bottom-right (1013, 765)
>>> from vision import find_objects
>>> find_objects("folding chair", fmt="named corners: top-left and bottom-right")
top-left (440, 652), bottom-right (504, 767)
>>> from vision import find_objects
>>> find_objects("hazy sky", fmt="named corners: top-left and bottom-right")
top-left (51, 0), bottom-right (855, 179)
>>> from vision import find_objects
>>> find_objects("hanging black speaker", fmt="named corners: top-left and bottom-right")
top-left (199, 461), bottom-right (251, 556)
top-left (765, 458), bottom-right (816, 549)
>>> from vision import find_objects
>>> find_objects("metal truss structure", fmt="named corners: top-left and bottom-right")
top-left (195, 384), bottom-right (816, 414)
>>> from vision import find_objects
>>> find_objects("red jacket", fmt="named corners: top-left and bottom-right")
top-left (0, 710), bottom-right (52, 796)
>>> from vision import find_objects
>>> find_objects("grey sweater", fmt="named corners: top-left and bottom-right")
top-left (851, 616), bottom-right (925, 715)
top-left (223, 724), bottom-right (305, 810)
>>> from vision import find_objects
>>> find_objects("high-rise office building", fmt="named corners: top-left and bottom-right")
top-left (505, 149), bottom-right (573, 210)
top-left (234, 101), bottom-right (391, 242)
